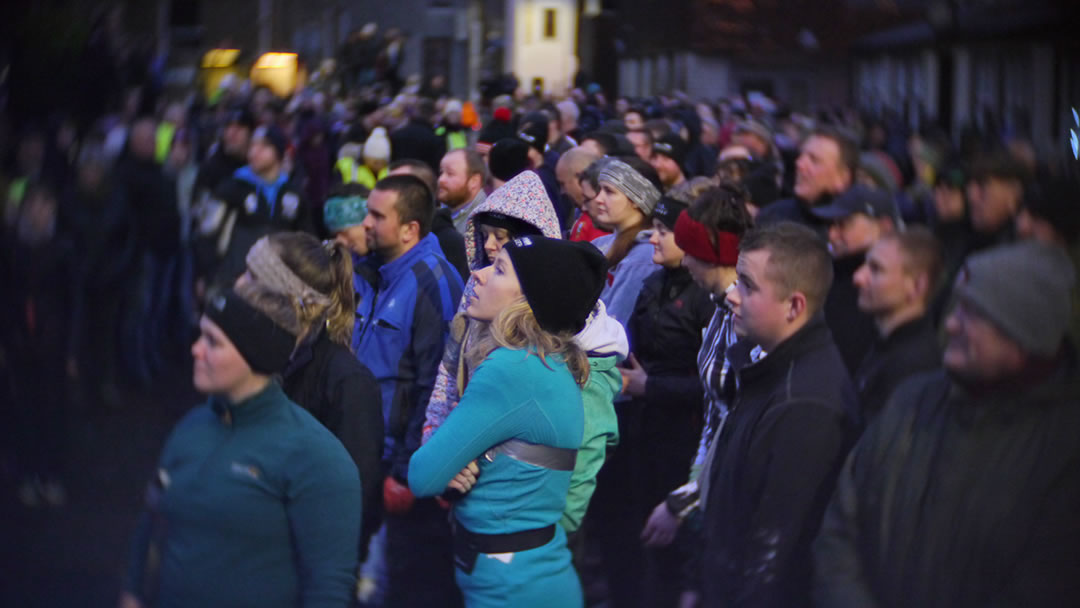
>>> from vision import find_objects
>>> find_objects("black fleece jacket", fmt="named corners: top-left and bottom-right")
top-left (703, 314), bottom-right (857, 608)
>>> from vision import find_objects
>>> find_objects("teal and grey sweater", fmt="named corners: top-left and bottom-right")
top-left (125, 382), bottom-right (362, 608)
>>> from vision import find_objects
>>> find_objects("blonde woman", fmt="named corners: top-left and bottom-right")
top-left (409, 236), bottom-right (607, 608)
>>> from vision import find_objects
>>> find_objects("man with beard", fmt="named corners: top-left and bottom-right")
top-left (436, 148), bottom-right (487, 235)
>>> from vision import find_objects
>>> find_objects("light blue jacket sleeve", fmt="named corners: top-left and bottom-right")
top-left (597, 241), bottom-right (659, 328)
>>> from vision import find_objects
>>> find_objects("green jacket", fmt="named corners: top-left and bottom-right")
top-left (560, 355), bottom-right (621, 532)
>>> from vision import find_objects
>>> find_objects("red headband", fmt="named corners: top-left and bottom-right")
top-left (673, 211), bottom-right (740, 266)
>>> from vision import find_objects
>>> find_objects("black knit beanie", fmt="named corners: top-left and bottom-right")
top-left (503, 236), bottom-right (607, 335)
top-left (489, 137), bottom-right (531, 182)
top-left (652, 196), bottom-right (689, 230)
top-left (205, 288), bottom-right (296, 375)
top-left (253, 125), bottom-right (288, 161)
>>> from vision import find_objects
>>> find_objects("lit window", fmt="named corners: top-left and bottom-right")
top-left (544, 9), bottom-right (557, 39)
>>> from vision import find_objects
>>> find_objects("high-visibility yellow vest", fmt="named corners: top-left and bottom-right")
top-left (335, 157), bottom-right (387, 190)
top-left (436, 127), bottom-right (468, 151)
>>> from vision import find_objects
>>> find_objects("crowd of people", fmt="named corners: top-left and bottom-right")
top-left (2, 19), bottom-right (1080, 608)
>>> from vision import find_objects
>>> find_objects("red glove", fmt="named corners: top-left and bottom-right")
top-left (383, 476), bottom-right (415, 515)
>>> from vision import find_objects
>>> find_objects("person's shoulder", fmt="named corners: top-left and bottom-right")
top-left (591, 233), bottom-right (615, 250)
top-left (624, 237), bottom-right (658, 264)
top-left (174, 401), bottom-right (218, 430)
top-left (213, 174), bottom-right (253, 201)
top-left (755, 198), bottom-right (800, 223)
top-left (325, 342), bottom-right (378, 384)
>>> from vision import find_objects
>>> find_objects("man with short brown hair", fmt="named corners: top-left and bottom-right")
top-left (703, 221), bottom-right (857, 606)
top-left (851, 227), bottom-right (943, 425)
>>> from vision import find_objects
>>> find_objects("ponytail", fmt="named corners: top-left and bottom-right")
top-left (260, 232), bottom-right (356, 349)
top-left (323, 239), bottom-right (356, 349)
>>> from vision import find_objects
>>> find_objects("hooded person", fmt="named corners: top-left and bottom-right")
top-left (422, 171), bottom-right (628, 543)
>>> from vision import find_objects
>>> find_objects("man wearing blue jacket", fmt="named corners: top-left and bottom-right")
top-left (352, 174), bottom-right (464, 607)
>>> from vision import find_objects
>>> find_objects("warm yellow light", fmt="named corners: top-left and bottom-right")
top-left (253, 52), bottom-right (298, 70)
top-left (251, 53), bottom-right (302, 97)
top-left (201, 48), bottom-right (240, 69)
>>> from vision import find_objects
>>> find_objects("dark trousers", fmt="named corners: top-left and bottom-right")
top-left (589, 398), bottom-right (702, 608)
top-left (384, 497), bottom-right (463, 608)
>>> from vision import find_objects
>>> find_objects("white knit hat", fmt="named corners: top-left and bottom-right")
top-left (363, 127), bottom-right (391, 162)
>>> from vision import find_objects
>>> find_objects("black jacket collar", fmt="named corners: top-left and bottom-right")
top-left (728, 313), bottom-right (833, 382)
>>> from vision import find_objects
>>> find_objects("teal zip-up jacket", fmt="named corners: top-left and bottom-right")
top-left (408, 347), bottom-right (584, 534)
top-left (125, 382), bottom-right (362, 608)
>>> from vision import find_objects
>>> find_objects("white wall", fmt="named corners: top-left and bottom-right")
top-left (506, 0), bottom-right (578, 95)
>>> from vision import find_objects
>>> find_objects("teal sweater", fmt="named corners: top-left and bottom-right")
top-left (125, 382), bottom-right (362, 608)
top-left (409, 347), bottom-right (584, 534)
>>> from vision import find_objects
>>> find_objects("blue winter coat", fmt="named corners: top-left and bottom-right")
top-left (352, 232), bottom-right (464, 479)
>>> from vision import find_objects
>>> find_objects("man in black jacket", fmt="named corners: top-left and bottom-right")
top-left (390, 98), bottom-right (446, 173)
top-left (812, 184), bottom-right (900, 374)
top-left (850, 227), bottom-right (943, 427)
top-left (703, 222), bottom-right (857, 607)
top-left (814, 240), bottom-right (1079, 608)
top-left (198, 125), bottom-right (313, 288)
top-left (192, 108), bottom-right (254, 295)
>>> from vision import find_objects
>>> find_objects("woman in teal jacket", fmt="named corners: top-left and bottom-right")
top-left (409, 236), bottom-right (608, 608)
top-left (121, 286), bottom-right (362, 608)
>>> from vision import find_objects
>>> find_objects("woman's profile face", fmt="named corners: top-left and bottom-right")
top-left (467, 249), bottom-right (524, 322)
top-left (478, 224), bottom-right (512, 264)
top-left (191, 316), bottom-right (253, 395)
top-left (593, 181), bottom-right (640, 228)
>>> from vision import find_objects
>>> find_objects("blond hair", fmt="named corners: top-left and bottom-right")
top-left (463, 299), bottom-right (590, 387)
top-left (264, 232), bottom-right (355, 348)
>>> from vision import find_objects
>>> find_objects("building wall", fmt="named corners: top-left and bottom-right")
top-left (857, 39), bottom-right (1067, 158)
top-left (685, 53), bottom-right (732, 100)
top-left (505, 0), bottom-right (578, 95)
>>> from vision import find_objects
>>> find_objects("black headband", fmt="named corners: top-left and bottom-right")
top-left (205, 288), bottom-right (296, 375)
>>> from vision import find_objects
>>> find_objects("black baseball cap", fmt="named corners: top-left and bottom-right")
top-left (811, 184), bottom-right (898, 222)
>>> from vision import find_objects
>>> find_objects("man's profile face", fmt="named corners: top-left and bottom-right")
top-left (362, 189), bottom-right (407, 258)
top-left (943, 298), bottom-right (1025, 382)
top-left (795, 135), bottom-right (847, 201)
